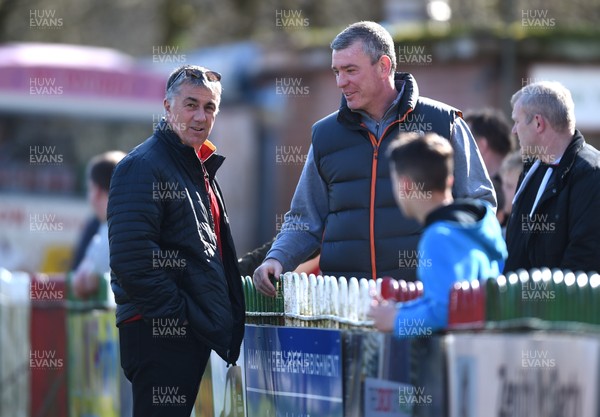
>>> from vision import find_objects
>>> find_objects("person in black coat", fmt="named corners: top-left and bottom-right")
top-left (107, 65), bottom-right (245, 417)
top-left (504, 81), bottom-right (600, 273)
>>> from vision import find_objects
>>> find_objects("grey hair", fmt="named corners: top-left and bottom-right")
top-left (511, 81), bottom-right (575, 134)
top-left (165, 65), bottom-right (222, 109)
top-left (330, 21), bottom-right (396, 74)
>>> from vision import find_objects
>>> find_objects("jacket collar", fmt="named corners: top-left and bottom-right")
top-left (336, 72), bottom-right (419, 129)
top-left (535, 130), bottom-right (585, 204)
top-left (154, 118), bottom-right (225, 179)
top-left (197, 139), bottom-right (217, 162)
top-left (548, 130), bottom-right (584, 185)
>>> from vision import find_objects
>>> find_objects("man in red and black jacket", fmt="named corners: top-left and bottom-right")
top-left (108, 65), bottom-right (245, 417)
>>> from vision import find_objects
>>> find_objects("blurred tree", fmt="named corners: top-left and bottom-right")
top-left (450, 0), bottom-right (600, 30)
top-left (0, 0), bottom-right (597, 54)
top-left (0, 0), bottom-right (22, 38)
top-left (0, 0), bottom-right (383, 53)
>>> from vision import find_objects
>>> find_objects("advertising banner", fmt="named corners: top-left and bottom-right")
top-left (446, 332), bottom-right (600, 417)
top-left (360, 335), bottom-right (445, 417)
top-left (67, 309), bottom-right (120, 417)
top-left (199, 343), bottom-right (246, 417)
top-left (364, 378), bottom-right (410, 417)
top-left (244, 325), bottom-right (343, 417)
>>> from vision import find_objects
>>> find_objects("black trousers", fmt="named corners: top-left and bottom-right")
top-left (119, 319), bottom-right (211, 417)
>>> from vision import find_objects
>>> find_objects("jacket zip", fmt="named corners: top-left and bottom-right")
top-left (365, 109), bottom-right (413, 280)
top-left (199, 160), bottom-right (218, 240)
top-left (162, 139), bottom-right (218, 237)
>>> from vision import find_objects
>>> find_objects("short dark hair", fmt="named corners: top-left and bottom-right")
top-left (387, 132), bottom-right (453, 192)
top-left (87, 151), bottom-right (125, 192)
top-left (464, 108), bottom-right (514, 157)
top-left (330, 21), bottom-right (396, 73)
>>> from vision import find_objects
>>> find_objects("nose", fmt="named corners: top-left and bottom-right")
top-left (511, 124), bottom-right (517, 135)
top-left (336, 73), bottom-right (348, 89)
top-left (193, 108), bottom-right (207, 122)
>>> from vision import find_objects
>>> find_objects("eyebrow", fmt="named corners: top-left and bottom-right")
top-left (183, 97), bottom-right (216, 106)
top-left (331, 64), bottom-right (358, 71)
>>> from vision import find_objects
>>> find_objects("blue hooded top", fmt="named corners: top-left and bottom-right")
top-left (394, 199), bottom-right (507, 337)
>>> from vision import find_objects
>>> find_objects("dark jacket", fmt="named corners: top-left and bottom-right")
top-left (312, 72), bottom-right (462, 280)
top-left (107, 120), bottom-right (245, 365)
top-left (504, 130), bottom-right (600, 273)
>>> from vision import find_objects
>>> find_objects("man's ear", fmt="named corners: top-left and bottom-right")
top-left (534, 114), bottom-right (546, 132)
top-left (163, 98), bottom-right (171, 115)
top-left (379, 55), bottom-right (392, 78)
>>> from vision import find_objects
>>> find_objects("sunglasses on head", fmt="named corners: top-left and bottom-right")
top-left (167, 67), bottom-right (222, 91)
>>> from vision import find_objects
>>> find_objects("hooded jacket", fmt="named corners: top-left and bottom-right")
top-left (395, 199), bottom-right (507, 336)
top-left (107, 120), bottom-right (245, 365)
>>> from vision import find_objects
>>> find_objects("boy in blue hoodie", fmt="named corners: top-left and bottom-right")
top-left (368, 132), bottom-right (507, 336)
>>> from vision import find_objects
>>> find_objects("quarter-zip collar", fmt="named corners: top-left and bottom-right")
top-left (356, 86), bottom-right (405, 138)
top-left (154, 118), bottom-right (225, 181)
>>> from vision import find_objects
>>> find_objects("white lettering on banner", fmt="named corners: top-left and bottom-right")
top-left (246, 349), bottom-right (340, 377)
top-left (246, 387), bottom-right (342, 404)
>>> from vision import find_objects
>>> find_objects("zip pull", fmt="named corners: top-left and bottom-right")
top-left (200, 160), bottom-right (210, 183)
top-left (373, 146), bottom-right (379, 160)
top-left (199, 161), bottom-right (217, 234)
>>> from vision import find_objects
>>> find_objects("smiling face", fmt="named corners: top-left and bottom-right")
top-left (163, 82), bottom-right (219, 150)
top-left (331, 41), bottom-right (390, 119)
